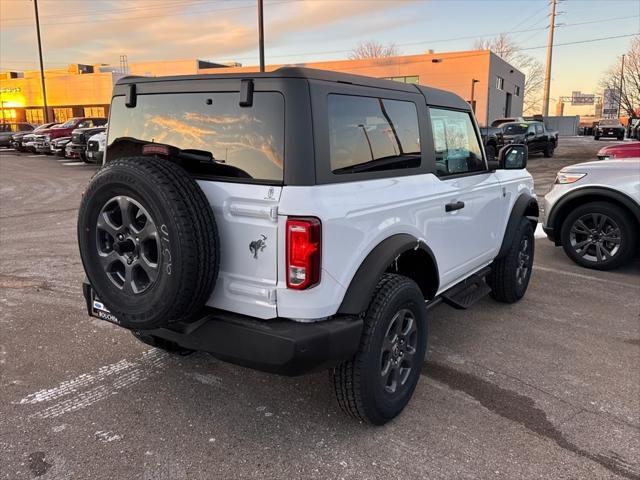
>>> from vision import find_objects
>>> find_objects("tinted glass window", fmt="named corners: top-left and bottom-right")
top-left (429, 108), bottom-right (484, 176)
top-left (502, 123), bottom-right (527, 135)
top-left (535, 124), bottom-right (543, 134)
top-left (108, 92), bottom-right (284, 182)
top-left (328, 94), bottom-right (420, 174)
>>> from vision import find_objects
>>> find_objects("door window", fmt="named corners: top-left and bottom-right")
top-left (535, 124), bottom-right (543, 134)
top-left (428, 108), bottom-right (484, 176)
top-left (327, 94), bottom-right (421, 174)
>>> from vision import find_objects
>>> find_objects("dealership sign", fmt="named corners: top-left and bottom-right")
top-left (0, 87), bottom-right (21, 94)
top-left (571, 91), bottom-right (595, 105)
top-left (602, 88), bottom-right (619, 118)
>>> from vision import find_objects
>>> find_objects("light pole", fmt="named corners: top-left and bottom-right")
top-left (470, 78), bottom-right (479, 114)
top-left (542, 0), bottom-right (557, 117)
top-left (257, 0), bottom-right (265, 72)
top-left (617, 54), bottom-right (625, 119)
top-left (33, 0), bottom-right (49, 122)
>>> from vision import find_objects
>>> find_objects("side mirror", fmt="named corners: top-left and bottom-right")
top-left (498, 144), bottom-right (528, 169)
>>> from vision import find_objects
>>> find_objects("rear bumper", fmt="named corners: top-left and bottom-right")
top-left (82, 281), bottom-right (362, 376)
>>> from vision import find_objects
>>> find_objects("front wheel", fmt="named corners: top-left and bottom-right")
top-left (543, 144), bottom-right (555, 157)
top-left (332, 274), bottom-right (427, 425)
top-left (488, 217), bottom-right (535, 303)
top-left (485, 144), bottom-right (497, 162)
top-left (560, 201), bottom-right (636, 270)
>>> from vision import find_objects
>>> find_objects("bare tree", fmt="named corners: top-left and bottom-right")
top-left (350, 41), bottom-right (399, 60)
top-left (473, 34), bottom-right (544, 115)
top-left (599, 37), bottom-right (640, 118)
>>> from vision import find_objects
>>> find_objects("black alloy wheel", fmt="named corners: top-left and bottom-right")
top-left (380, 308), bottom-right (419, 395)
top-left (96, 195), bottom-right (160, 295)
top-left (515, 235), bottom-right (532, 288)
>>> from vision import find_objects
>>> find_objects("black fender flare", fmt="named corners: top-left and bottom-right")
top-left (496, 194), bottom-right (539, 259)
top-left (547, 186), bottom-right (640, 235)
top-left (337, 234), bottom-right (439, 315)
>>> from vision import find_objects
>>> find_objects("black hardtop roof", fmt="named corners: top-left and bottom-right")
top-left (115, 66), bottom-right (470, 110)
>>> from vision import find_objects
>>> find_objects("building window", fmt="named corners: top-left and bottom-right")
top-left (26, 108), bottom-right (44, 124)
top-left (496, 76), bottom-right (504, 90)
top-left (514, 85), bottom-right (521, 96)
top-left (383, 76), bottom-right (420, 84)
top-left (53, 107), bottom-right (73, 122)
top-left (1, 109), bottom-right (17, 121)
top-left (84, 106), bottom-right (105, 117)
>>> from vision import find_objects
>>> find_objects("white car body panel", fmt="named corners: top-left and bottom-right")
top-left (200, 168), bottom-right (534, 321)
top-left (197, 181), bottom-right (281, 319)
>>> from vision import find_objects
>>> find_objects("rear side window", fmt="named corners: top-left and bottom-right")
top-left (328, 94), bottom-right (420, 174)
top-left (429, 108), bottom-right (484, 176)
top-left (108, 92), bottom-right (284, 182)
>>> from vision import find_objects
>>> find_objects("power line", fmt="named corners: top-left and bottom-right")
top-left (1, 1), bottom-right (288, 27)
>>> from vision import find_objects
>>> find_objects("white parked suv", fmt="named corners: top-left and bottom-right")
top-left (78, 68), bottom-right (538, 424)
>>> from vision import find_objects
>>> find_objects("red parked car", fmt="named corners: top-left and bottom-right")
top-left (597, 142), bottom-right (640, 160)
top-left (32, 117), bottom-right (106, 154)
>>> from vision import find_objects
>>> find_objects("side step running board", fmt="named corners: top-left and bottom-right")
top-left (440, 267), bottom-right (492, 310)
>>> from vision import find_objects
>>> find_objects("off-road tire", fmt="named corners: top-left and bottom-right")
top-left (488, 217), bottom-right (534, 303)
top-left (543, 144), bottom-right (555, 158)
top-left (560, 201), bottom-right (636, 271)
top-left (485, 144), bottom-right (497, 163)
top-left (332, 274), bottom-right (427, 425)
top-left (131, 330), bottom-right (194, 356)
top-left (78, 156), bottom-right (219, 329)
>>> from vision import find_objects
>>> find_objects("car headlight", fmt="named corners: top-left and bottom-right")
top-left (555, 172), bottom-right (587, 184)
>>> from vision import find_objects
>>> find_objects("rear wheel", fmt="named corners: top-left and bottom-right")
top-left (488, 217), bottom-right (534, 303)
top-left (131, 330), bottom-right (194, 355)
top-left (332, 274), bottom-right (427, 425)
top-left (560, 201), bottom-right (636, 270)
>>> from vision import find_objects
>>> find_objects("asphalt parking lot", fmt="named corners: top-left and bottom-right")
top-left (1, 138), bottom-right (639, 480)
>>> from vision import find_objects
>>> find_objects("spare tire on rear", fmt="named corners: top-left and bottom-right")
top-left (77, 156), bottom-right (219, 329)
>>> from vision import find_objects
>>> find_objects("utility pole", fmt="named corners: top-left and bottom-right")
top-left (617, 54), bottom-right (625, 118)
top-left (257, 0), bottom-right (265, 72)
top-left (541, 0), bottom-right (557, 117)
top-left (470, 78), bottom-right (479, 114)
top-left (33, 0), bottom-right (49, 122)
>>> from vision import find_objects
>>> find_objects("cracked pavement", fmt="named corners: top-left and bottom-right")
top-left (1, 138), bottom-right (639, 479)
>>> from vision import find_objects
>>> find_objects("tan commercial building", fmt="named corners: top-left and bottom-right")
top-left (1, 50), bottom-right (523, 126)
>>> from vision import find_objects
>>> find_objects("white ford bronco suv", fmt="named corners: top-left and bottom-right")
top-left (78, 68), bottom-right (538, 425)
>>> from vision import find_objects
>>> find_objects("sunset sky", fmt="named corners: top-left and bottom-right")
top-left (1, 0), bottom-right (639, 103)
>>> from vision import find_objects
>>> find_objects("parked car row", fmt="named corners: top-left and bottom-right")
top-left (7, 117), bottom-right (107, 163)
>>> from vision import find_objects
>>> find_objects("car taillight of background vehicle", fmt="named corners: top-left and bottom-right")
top-left (286, 217), bottom-right (321, 290)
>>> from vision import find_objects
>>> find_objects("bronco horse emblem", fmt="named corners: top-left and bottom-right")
top-left (249, 235), bottom-right (267, 259)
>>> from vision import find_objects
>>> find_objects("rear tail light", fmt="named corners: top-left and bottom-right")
top-left (286, 217), bottom-right (321, 290)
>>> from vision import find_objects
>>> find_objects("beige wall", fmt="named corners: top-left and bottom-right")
top-left (1, 52), bottom-right (523, 125)
top-left (199, 51), bottom-right (507, 124)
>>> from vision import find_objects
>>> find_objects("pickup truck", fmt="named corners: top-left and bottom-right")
top-left (32, 117), bottom-right (107, 153)
top-left (479, 126), bottom-right (505, 161)
top-left (501, 121), bottom-right (558, 158)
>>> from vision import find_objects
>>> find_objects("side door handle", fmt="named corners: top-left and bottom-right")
top-left (445, 201), bottom-right (465, 212)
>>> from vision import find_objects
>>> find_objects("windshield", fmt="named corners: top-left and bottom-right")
top-left (59, 119), bottom-right (78, 128)
top-left (502, 123), bottom-right (528, 135)
top-left (599, 119), bottom-right (620, 127)
top-left (108, 91), bottom-right (285, 183)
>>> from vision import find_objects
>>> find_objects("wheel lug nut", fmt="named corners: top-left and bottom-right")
top-left (118, 234), bottom-right (124, 240)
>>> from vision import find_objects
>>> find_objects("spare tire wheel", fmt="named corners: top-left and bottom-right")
top-left (77, 156), bottom-right (219, 329)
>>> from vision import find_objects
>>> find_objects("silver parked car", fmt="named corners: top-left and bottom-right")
top-left (543, 159), bottom-right (640, 270)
